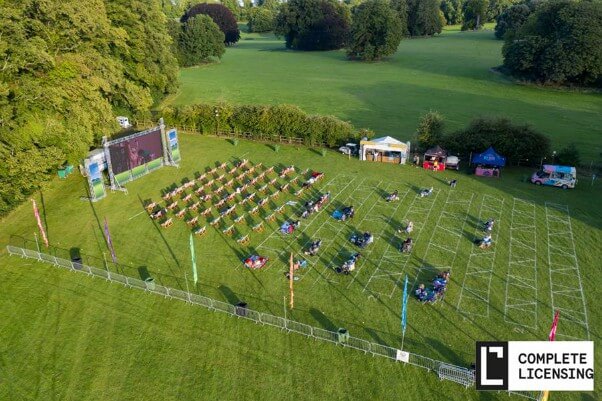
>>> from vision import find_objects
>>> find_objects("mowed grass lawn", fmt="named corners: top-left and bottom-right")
top-left (166, 26), bottom-right (602, 161)
top-left (1, 134), bottom-right (600, 400)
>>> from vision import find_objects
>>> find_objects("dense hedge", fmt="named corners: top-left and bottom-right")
top-left (161, 103), bottom-right (359, 146)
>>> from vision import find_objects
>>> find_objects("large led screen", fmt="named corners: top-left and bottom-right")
top-left (108, 129), bottom-right (163, 175)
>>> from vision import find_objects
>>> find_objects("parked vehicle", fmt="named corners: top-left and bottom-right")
top-left (531, 165), bottom-right (576, 189)
top-left (338, 143), bottom-right (358, 156)
top-left (116, 116), bottom-right (131, 129)
top-left (446, 155), bottom-right (460, 170)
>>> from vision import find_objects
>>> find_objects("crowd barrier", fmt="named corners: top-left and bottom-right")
top-left (5, 245), bottom-right (539, 400)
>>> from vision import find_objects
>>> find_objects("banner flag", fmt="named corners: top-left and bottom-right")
top-left (289, 253), bottom-right (294, 309)
top-left (32, 200), bottom-right (49, 248)
top-left (541, 310), bottom-right (560, 401)
top-left (401, 275), bottom-right (409, 335)
top-left (103, 217), bottom-right (118, 263)
top-left (190, 233), bottom-right (197, 285)
top-left (548, 310), bottom-right (560, 342)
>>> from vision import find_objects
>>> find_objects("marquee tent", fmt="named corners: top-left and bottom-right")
top-left (359, 136), bottom-right (410, 164)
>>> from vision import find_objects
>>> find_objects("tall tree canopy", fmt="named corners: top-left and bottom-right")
top-left (462, 0), bottom-right (490, 30)
top-left (275, 0), bottom-right (351, 50)
top-left (178, 15), bottom-right (226, 66)
top-left (390, 0), bottom-right (409, 35)
top-left (0, 0), bottom-right (178, 215)
top-left (182, 3), bottom-right (241, 45)
top-left (407, 0), bottom-right (444, 36)
top-left (440, 0), bottom-right (465, 25)
top-left (494, 1), bottom-right (536, 39)
top-left (247, 7), bottom-right (277, 33)
top-left (502, 0), bottom-right (602, 86)
top-left (347, 0), bottom-right (403, 61)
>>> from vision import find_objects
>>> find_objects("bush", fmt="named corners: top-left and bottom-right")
top-left (347, 0), bottom-right (403, 61)
top-left (178, 15), bottom-right (225, 66)
top-left (275, 0), bottom-right (351, 50)
top-left (162, 103), bottom-right (358, 147)
top-left (443, 117), bottom-right (550, 165)
top-left (555, 143), bottom-right (581, 167)
top-left (502, 0), bottom-right (602, 87)
top-left (182, 3), bottom-right (241, 45)
top-left (247, 8), bottom-right (276, 33)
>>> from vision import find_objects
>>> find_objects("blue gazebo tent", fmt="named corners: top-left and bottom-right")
top-left (472, 147), bottom-right (506, 166)
top-left (472, 147), bottom-right (506, 177)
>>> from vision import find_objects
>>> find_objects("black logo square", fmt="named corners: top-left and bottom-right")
top-left (476, 341), bottom-right (509, 391)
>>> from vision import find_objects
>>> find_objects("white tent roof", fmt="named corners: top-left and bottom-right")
top-left (371, 136), bottom-right (405, 145)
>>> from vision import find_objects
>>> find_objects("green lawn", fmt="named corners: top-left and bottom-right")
top-left (1, 134), bottom-right (600, 400)
top-left (165, 27), bottom-right (602, 161)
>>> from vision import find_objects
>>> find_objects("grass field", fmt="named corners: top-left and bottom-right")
top-left (164, 26), bottom-right (602, 161)
top-left (2, 134), bottom-right (600, 400)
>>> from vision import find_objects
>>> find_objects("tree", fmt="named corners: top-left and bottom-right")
top-left (221, 0), bottom-right (241, 18)
top-left (487, 0), bottom-right (516, 21)
top-left (258, 0), bottom-right (280, 10)
top-left (461, 0), bottom-right (489, 30)
top-left (275, 0), bottom-right (351, 51)
top-left (183, 3), bottom-right (241, 45)
top-left (247, 7), bottom-right (276, 33)
top-left (440, 0), bottom-right (464, 25)
top-left (502, 0), bottom-right (602, 86)
top-left (390, 0), bottom-right (409, 35)
top-left (443, 117), bottom-right (550, 165)
top-left (416, 111), bottom-right (445, 151)
top-left (179, 15), bottom-right (225, 66)
top-left (347, 0), bottom-right (403, 61)
top-left (494, 3), bottom-right (532, 39)
top-left (0, 0), bottom-right (179, 215)
top-left (407, 0), bottom-right (444, 36)
top-left (555, 143), bottom-right (581, 166)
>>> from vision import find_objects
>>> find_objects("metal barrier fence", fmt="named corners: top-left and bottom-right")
top-left (5, 245), bottom-right (539, 400)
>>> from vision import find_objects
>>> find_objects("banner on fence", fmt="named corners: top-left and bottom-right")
top-left (104, 217), bottom-right (117, 263)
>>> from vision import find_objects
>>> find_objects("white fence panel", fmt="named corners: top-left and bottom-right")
top-left (260, 313), bottom-right (286, 329)
top-left (346, 336), bottom-right (372, 353)
top-left (286, 320), bottom-right (313, 337)
top-left (312, 327), bottom-right (338, 343)
top-left (190, 294), bottom-right (213, 309)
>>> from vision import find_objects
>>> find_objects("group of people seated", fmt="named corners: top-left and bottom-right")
top-left (474, 218), bottom-right (495, 248)
top-left (333, 205), bottom-right (354, 221)
top-left (336, 253), bottom-right (361, 274)
top-left (302, 171), bottom-right (324, 188)
top-left (420, 187), bottom-right (434, 198)
top-left (280, 220), bottom-right (300, 234)
top-left (301, 192), bottom-right (330, 218)
top-left (350, 232), bottom-right (374, 249)
top-left (415, 271), bottom-right (450, 303)
top-left (385, 190), bottom-right (399, 202)
top-left (304, 239), bottom-right (322, 256)
top-left (243, 255), bottom-right (268, 270)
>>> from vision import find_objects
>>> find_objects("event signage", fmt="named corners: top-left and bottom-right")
top-left (476, 341), bottom-right (594, 391)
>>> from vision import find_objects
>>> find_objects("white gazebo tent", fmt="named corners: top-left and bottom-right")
top-left (359, 136), bottom-right (410, 164)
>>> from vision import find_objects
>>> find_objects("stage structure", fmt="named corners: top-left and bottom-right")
top-left (83, 118), bottom-right (180, 201)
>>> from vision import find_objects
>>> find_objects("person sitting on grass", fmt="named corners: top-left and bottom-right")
top-left (341, 205), bottom-right (355, 221)
top-left (386, 190), bottom-right (399, 202)
top-left (304, 239), bottom-right (322, 256)
top-left (398, 221), bottom-right (413, 234)
top-left (478, 234), bottom-right (493, 249)
top-left (484, 218), bottom-right (495, 232)
top-left (420, 187), bottom-right (434, 198)
top-left (401, 238), bottom-right (413, 253)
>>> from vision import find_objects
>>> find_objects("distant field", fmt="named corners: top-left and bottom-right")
top-left (165, 26), bottom-right (602, 161)
top-left (1, 134), bottom-right (600, 400)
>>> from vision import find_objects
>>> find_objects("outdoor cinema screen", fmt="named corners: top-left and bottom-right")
top-left (108, 128), bottom-right (163, 175)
